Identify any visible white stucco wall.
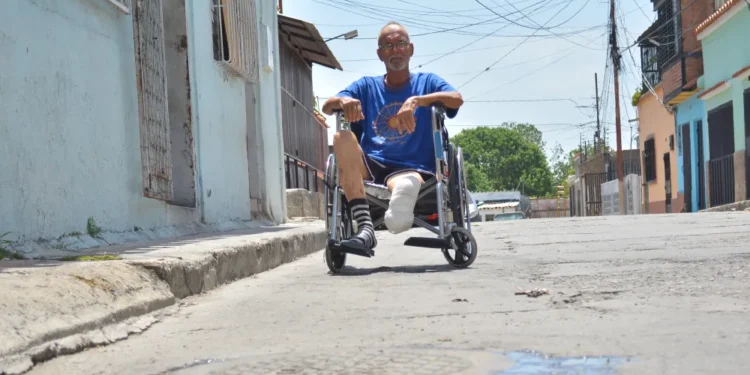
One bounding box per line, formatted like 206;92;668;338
254;0;287;223
0;0;277;241
186;0;252;224
0;0;199;240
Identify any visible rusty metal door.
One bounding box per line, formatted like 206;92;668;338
584;173;606;216
133;0;172;201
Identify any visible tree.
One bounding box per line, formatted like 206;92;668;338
546;140;613;193
549;143;573;188
452;126;554;197
502;122;545;151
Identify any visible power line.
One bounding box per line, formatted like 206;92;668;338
314;0;602;40
482;0;602;50
617;0;700;53
456;0;590;90
465;44;585;100
413;0;558;69
314;0;545;37
336;25;604;62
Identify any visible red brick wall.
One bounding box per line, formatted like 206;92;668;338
685;54;703;84
662;60;683;99
660;0;713;96
681;0;714;54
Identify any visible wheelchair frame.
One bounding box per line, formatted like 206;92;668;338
324;104;479;273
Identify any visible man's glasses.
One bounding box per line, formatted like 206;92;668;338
379;40;409;52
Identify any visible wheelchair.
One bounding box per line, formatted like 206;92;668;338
323;103;480;274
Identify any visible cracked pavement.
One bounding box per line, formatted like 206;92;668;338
28;212;750;374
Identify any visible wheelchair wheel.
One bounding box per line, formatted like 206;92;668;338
442;226;477;268
325;194;352;274
447;144;470;231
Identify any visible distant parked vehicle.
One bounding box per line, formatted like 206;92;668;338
494;212;526;221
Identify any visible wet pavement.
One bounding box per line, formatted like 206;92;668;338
27;213;750;374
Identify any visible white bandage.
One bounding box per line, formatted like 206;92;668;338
384;175;421;234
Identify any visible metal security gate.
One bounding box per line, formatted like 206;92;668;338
682;124;692;212
584;173;607;216
133;0;172;202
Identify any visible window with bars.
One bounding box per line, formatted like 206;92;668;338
655;0;678;68
211;0;259;83
641;44;661;86
133;0;172;202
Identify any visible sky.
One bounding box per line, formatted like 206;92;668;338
280;0;657;159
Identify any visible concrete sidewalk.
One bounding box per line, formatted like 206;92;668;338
0;220;326;375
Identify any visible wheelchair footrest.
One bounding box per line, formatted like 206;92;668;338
404;237;451;249
328;239;375;258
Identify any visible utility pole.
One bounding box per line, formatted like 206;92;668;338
610;0;625;215
595;73;601;153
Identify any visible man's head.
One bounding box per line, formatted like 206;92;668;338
377;21;413;72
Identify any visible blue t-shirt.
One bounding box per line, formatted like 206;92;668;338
337;72;459;174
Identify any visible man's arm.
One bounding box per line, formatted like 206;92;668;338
425;73;463;118
414;91;464;110
322;78;364;118
322;96;344;116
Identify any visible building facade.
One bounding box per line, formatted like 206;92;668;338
0;0;287;244
695;0;750;207
636;0;718;213
635;85;681;213
277;14;342;193
640;0;749;212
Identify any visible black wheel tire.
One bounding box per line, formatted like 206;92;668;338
447;143;468;229
326;243;347;274
442;226;478;268
325;198;352;274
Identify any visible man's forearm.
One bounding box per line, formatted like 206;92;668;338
322;96;342;115
415;91;464;109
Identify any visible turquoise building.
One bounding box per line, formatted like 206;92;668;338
695;0;750;208
676;92;707;212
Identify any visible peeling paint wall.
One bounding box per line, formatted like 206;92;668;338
0;0;272;242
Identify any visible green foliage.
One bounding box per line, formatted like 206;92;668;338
549;143;573;190
87;217;102;238
501;122;545;150
632;83;649;107
452;126;554;197
0;232;24;260
547;140;612;194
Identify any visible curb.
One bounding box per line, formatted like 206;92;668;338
0;223;327;375
699;200;750;213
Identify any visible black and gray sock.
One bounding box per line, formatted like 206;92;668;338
344;198;376;249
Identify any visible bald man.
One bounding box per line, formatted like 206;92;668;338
322;21;464;253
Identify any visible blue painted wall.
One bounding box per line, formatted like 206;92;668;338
675;94;706;212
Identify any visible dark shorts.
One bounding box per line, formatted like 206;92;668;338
361;152;434;186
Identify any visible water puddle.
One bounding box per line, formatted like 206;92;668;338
497;351;629;374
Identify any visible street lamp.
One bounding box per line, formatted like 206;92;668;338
324;29;358;42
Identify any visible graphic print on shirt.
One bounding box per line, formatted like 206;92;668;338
372;101;408;145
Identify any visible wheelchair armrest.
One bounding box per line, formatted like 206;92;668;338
332;111;363;142
431;102;446;115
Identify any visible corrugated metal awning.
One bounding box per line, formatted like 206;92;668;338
278;14;342;71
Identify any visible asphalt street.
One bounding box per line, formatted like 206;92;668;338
29;212;750;375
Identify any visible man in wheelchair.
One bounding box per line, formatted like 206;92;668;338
322;21;464;253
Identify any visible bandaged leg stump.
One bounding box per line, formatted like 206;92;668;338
384;174;421;234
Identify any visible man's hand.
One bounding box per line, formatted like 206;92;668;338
393;96;419;134
339;97;365;123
